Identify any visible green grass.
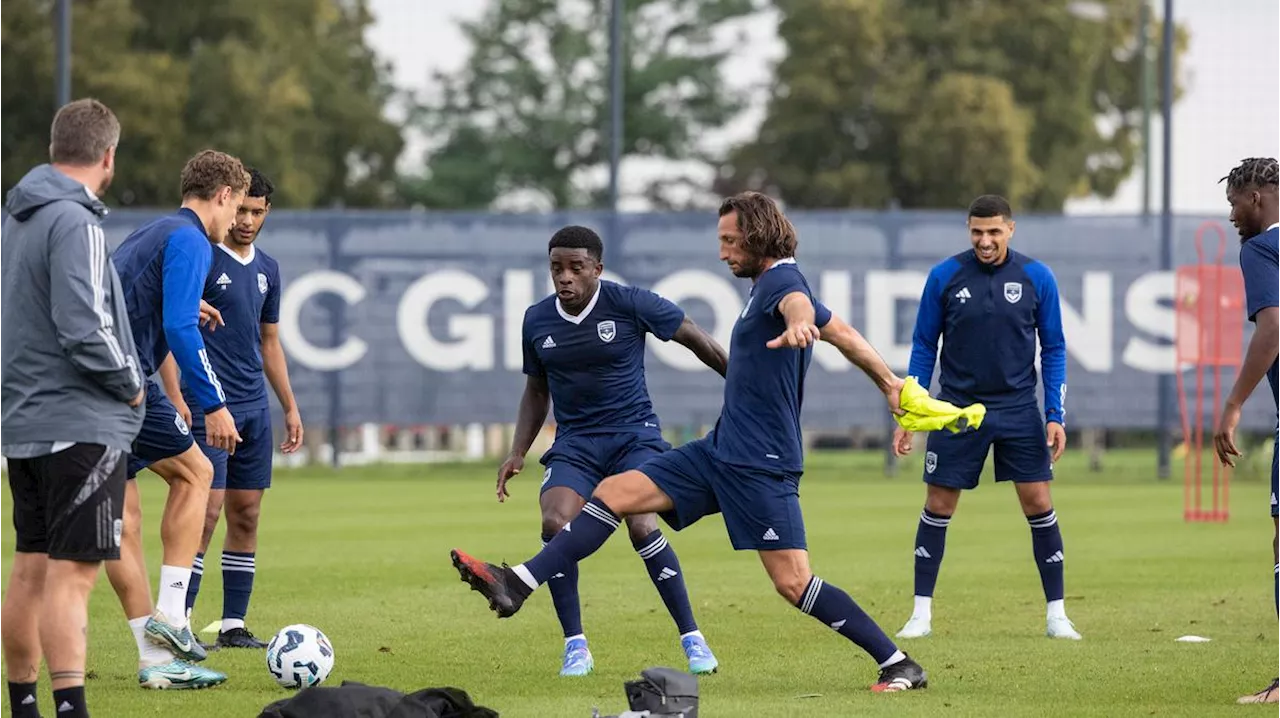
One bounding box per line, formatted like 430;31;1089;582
3;450;1276;717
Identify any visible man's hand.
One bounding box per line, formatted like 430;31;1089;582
1214;401;1244;467
280;407;304;454
884;375;906;416
204;407;242;454
199;300;224;331
174;396;193;429
1047;421;1067;463
767;321;821;350
128;388;145;408
496;454;525;503
892;426;914;457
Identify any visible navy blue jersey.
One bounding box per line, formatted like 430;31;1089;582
182;244;282;411
522;280;684;435
1241;223;1279;406
111;208;225;412
709;259;832;475
908;249;1067;424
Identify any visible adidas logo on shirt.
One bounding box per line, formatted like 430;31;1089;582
762;528;779;542
914;546;932;559
216;272;232;288
657;567;679;581
542;336;556;349
955;287;971;303
1044;550;1064;564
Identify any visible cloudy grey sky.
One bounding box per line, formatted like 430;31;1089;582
367;0;1279;214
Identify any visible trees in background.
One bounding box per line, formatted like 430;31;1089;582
2;0;1186;211
2;0;402;207
716;0;1186;211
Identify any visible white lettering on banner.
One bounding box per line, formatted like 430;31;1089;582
504;270;534;371
275;268;1181;376
648;270;741;371
397;270;494;370
278;270;367;371
864;271;927;370
813;271;853;372
1060;272;1113;372
1122;271;1176;372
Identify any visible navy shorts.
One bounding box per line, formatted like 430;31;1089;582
190;405;274;491
923;404;1052;490
640;436;806;551
128;381;195;479
540;429;670;501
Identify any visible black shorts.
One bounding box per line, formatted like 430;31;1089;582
7;444;127;561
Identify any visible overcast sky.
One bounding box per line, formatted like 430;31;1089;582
367;0;1279;214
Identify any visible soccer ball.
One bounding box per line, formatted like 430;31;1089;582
265;624;334;689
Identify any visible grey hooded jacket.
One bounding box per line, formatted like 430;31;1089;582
2;164;144;456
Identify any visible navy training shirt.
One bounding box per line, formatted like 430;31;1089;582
111;208;226;412
908;249;1067;424
709;259;832;475
522;280;684;436
181;244;282;411
1240;223;1279;406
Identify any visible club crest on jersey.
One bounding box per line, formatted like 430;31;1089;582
597;320;616;343
924;451;938;474
258;273;269;295
1004;282;1023;304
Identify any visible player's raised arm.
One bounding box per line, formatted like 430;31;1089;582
766;291;820;349
818;313;904;412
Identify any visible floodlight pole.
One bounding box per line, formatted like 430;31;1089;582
1156;0;1175;479
55;0;72;108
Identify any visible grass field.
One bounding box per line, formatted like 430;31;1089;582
2;449;1277;717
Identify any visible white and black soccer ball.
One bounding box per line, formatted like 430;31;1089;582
266;624;334;689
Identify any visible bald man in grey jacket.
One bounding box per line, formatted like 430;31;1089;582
1;98;143;718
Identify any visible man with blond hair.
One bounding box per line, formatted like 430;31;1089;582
105;149;249;689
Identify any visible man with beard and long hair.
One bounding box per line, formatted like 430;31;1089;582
1;98;144;718
451;192;929;693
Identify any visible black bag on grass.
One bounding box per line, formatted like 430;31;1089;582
258;680;498;718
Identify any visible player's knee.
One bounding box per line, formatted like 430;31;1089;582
540;511;571;537
227;504;260;538
625;514;658;543
8;556;47;590
772;573;809;605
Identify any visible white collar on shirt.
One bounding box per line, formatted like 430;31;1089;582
556;282;601;325
1267;222;1279;233
765;257;797;271
218;242;256;266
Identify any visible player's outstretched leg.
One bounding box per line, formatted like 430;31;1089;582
625;515;718;675
1018;481;1080;639
898;507;952;639
452;471;672;618
763;550;926;692
452;496;621;618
